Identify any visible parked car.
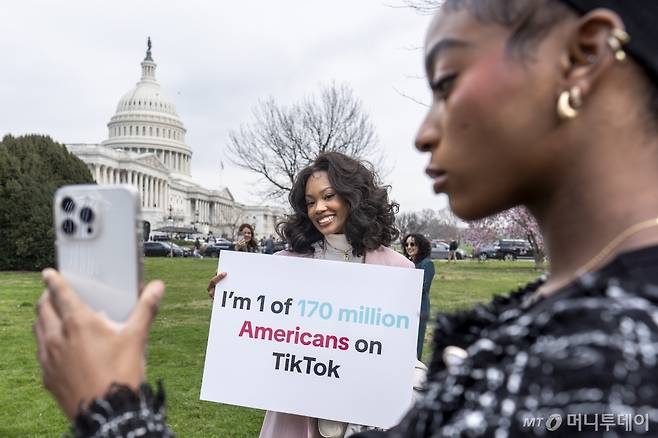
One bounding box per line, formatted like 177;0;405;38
174;243;192;257
496;239;534;260
183;233;207;242
473;243;499;261
273;239;286;253
204;238;236;257
474;239;534;261
150;233;170;242
144;241;185;257
430;241;465;260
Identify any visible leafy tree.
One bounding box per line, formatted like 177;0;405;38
227;82;384;200
0;134;94;271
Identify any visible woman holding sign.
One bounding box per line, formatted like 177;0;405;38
210;151;419;438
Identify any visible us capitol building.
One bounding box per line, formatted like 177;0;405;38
66;40;285;238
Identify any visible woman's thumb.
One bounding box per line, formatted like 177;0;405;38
127;280;165;337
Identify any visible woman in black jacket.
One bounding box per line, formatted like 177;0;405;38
402;233;435;360
362;0;658;436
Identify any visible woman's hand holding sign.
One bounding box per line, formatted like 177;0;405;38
207;271;227;300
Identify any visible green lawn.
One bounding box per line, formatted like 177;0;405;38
420;260;544;362
0;258;543;437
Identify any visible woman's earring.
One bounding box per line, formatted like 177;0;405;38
607;28;630;62
557;86;582;120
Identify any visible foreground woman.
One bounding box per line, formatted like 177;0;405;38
360;0;658;436
34;0;658;436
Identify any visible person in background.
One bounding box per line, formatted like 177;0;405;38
234;223;258;253
402;233;435;360
193;237;202;258
447;239;458;262
263;235;275;255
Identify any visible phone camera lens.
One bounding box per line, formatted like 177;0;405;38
62;219;76;235
79;207;94;223
61;197;75;213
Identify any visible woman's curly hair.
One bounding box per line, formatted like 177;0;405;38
279;152;399;257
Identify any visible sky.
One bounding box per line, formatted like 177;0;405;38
0;0;448;213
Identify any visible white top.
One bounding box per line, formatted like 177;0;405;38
312;234;364;263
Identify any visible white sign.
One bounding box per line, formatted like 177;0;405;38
200;251;423;428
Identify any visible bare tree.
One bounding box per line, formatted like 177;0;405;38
227;82;383;200
396;208;460;240
218;205;245;239
402;0;443;14
396;211;422;240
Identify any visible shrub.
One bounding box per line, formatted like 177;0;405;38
0;134;94;270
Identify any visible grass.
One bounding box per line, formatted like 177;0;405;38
420;259;543;363
0;258;543;437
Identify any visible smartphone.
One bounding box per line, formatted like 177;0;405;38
54;185;142;321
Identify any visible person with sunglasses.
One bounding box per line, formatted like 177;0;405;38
401;234;434;360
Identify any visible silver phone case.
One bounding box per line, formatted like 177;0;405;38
54;185;142;321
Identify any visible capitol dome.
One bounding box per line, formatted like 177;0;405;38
102;38;192;176
115;79;178;117
66;38;287;240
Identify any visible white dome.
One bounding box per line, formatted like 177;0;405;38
102;39;192;177
115;81;179;118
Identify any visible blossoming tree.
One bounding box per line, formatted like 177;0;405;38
464;207;546;267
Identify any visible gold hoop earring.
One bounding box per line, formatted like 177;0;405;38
607;28;630;62
557;86;582;120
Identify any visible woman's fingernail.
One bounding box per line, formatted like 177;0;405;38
42;268;54;280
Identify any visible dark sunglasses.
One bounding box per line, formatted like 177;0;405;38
405;242;416;248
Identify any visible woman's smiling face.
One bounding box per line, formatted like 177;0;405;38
405;236;418;259
305;171;349;236
241;226;252;242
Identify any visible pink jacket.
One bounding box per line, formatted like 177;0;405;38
259;246;414;438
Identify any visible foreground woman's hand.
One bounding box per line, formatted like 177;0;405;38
207;271;227;300
33;268;165;420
